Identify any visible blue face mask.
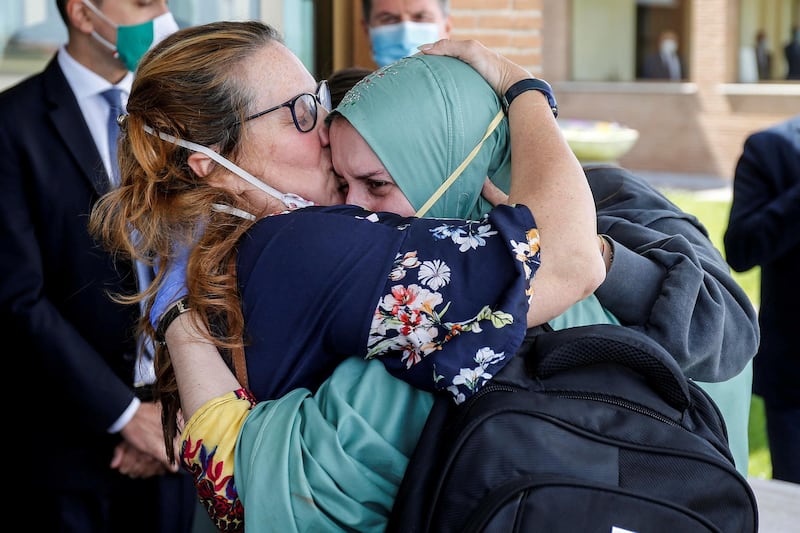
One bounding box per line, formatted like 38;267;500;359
82;0;180;71
369;21;441;67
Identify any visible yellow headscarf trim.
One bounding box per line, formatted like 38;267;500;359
414;109;506;218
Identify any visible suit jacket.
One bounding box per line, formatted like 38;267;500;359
786;41;800;80
724;116;800;406
642;51;682;80
0;56;142;489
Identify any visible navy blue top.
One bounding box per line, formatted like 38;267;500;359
236;204;539;403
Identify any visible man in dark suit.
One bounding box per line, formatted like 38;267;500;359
0;1;197;531
724;115;800;484
755;29;772;80
642;29;683;80
785;26;800;80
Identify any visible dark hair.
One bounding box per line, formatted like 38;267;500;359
56;0;86;25
328;66;373;108
361;0;450;21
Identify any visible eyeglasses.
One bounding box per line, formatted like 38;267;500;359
243;80;331;133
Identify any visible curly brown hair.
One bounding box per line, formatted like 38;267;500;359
88;20;283;461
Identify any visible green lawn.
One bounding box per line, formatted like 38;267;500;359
661;189;770;479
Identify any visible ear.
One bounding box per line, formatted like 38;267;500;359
189;152;243;192
188;151;218;178
442;17;453;38
361;19;371;42
67;0;94;33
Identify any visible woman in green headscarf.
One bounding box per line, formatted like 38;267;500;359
327;52;751;475
170;41;750;533
331;54;511;220
329;52;618;327
172;40;607;533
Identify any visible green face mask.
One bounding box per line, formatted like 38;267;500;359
82;0;180;71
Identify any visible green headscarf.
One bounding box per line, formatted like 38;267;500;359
334;54;511;220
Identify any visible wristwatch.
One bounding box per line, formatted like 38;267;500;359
155;296;191;345
501;78;558;118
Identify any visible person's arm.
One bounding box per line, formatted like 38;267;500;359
724;122;800;273
421;39;605;326
164;312;247;532
506;90;603;325
587;165;760;380
166;313;242;419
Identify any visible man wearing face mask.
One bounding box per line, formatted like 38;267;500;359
0;1;196;532
642;29;683;80
362;0;452;67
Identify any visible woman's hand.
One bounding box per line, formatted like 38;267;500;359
481;178;510;207
419;39;531;97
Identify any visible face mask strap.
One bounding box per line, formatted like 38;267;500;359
414;109;505;218
90;30;118;54
211;203;256;221
83;0;119;55
82;0;118;28
143;125;314;210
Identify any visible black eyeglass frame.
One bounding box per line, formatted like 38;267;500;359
243;80;331;133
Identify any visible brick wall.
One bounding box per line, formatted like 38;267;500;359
450;0;545;75
346;0;798;177
448;0;799;177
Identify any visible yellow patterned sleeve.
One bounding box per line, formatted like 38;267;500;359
180;388;256;533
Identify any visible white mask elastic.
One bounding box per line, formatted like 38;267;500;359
211;203;257;221
143;126;314;214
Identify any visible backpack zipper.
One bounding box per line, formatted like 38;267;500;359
545;390;679;426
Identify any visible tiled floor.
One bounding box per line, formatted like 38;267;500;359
748;477;800;532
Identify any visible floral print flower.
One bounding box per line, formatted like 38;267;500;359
451;222;498;252
390;251;421;281
418;259;451;290
429;215;499;252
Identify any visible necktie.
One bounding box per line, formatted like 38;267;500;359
100;88;124;186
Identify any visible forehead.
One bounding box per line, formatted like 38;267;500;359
370;0;444;17
329;118;385;175
241;41;317;106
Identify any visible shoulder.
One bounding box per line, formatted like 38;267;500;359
0;71;44;107
0;57;63;119
585;165;669;210
245;205;411;238
236;206;412;277
745;117;800;151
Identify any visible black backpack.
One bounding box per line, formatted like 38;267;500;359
386;324;758;533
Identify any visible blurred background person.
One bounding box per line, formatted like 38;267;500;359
755;29;772;80
724;115;800;484
642;29;683;80
785;25;800;80
362;0;451;67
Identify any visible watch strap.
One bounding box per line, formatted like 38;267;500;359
501;78;558;118
155;296;191;345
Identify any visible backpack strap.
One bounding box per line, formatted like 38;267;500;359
226;256;249;390
230;344;249;390
526;324;691;411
